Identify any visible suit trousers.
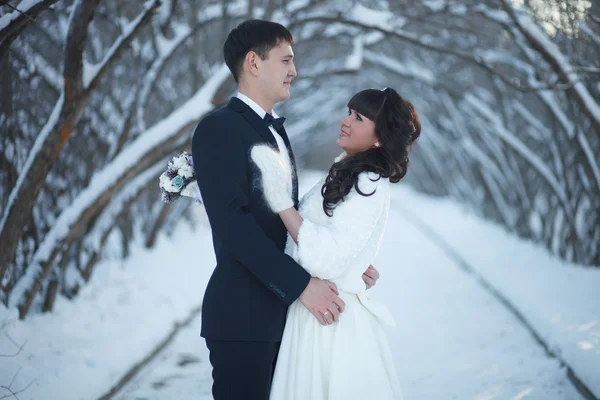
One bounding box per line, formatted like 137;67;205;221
205;339;281;400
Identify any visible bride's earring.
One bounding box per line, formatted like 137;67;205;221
374;142;380;148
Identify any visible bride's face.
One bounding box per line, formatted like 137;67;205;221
337;108;378;155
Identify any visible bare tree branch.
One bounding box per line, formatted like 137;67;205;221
499;0;600;135
297;67;360;80
0;0;102;287
85;0;160;92
13;65;230;318
0;334;25;358
80;165;162;282
289;15;579;92
10;41;61;93
0;0;161;287
0;0;59;58
0;368;35;400
137;3;248;131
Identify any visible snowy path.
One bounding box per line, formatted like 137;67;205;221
112;181;590;400
2;174;597;400
380;207;582;399
113;313;212;400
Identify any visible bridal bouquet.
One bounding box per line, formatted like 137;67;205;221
159;152;203;204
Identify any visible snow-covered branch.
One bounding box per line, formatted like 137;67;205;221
469;4;600;197
0;0;164;283
136;1;249;131
157;0;177;34
106;90;137;161
10;39;62;92
0;0;101;282
578;22;600;47
136;24;192;132
62;0;100;95
83;0;160;91
0;0;59;53
499;0;600;134
463;93;572;216
10;64;230;318
290;5;584;92
363;50;436;86
83;162;163;249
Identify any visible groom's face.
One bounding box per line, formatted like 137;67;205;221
257;41;297;104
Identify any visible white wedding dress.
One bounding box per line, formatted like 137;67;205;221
269;157;402;400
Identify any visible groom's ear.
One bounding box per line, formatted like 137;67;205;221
244;51;261;78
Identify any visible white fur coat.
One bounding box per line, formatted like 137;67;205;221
286;156;391;295
251;147;396;327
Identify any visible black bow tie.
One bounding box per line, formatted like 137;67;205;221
264;113;286;130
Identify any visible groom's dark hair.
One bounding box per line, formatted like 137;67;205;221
223;19;294;83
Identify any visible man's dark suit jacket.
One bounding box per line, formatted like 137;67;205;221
192;97;311;342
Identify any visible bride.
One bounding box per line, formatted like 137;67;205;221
250;87;421;400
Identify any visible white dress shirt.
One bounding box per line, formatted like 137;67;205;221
235;93;288;154
235;92;293;182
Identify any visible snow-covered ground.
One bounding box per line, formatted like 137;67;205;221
1;171;598;400
0;223;215;400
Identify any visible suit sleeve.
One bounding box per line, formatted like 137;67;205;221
296;173;387;280
192;115;310;305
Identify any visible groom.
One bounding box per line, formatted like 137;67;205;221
192;20;380;399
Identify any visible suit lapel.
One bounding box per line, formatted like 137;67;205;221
228;97;277;147
277;127;299;205
228;97;299;205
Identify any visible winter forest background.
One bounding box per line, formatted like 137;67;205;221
0;0;599;320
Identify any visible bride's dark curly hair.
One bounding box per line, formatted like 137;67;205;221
321;88;421;216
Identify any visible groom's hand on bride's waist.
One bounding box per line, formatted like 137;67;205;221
299;278;345;326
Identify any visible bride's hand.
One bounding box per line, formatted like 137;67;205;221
251;144;294;213
362;264;380;289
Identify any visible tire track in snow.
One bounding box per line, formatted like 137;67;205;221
96;303;204;400
392;203;597;400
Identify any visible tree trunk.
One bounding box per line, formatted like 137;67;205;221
0;0;102;284
0;0;160;283
42;279;59;313
145;202;172;249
